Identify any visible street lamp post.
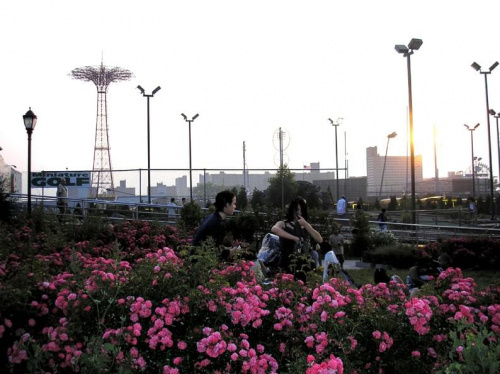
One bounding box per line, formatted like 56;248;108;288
328;117;343;201
181;113;199;202
471;61;498;219
464;124;480;199
137;85;161;204
379;132;398;199
488;109;500;192
395;38;423;225
23;108;38;216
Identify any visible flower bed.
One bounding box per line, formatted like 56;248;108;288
0;220;499;373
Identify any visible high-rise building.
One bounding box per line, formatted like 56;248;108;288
366;146;423;198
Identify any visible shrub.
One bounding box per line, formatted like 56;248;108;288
0;183;15;224
363;244;418;268
350;209;372;256
424;238;500;270
2;217;500;373
179;202;204;232
370;230;397;248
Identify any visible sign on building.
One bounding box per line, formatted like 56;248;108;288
31;171;91;189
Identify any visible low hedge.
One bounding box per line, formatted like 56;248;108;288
362;244;418;269
423;237;500;270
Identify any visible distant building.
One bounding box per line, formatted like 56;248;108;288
151;182;176;198
366;146;423;198
202;171;273;192
0;154;21;194
175;175;188;198
113;180;136;197
314;177;367;202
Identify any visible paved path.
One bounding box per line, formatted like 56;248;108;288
343;260;366;270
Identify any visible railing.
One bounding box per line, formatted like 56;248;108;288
10;194;186;224
9;194;500;244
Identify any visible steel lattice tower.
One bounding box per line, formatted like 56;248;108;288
70;61;133;197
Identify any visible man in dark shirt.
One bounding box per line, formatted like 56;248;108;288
192;190;236;249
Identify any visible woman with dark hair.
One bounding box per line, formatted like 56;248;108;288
271;197;322;277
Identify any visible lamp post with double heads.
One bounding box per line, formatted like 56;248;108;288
328;117;343;201
488;109;500;191
181;113;199;202
464;124;480;199
137;85;161;204
23;108;38;216
379;132;397;199
471;61;498;219
395;38;423;225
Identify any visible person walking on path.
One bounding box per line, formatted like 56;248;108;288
377;208;388;231
167;198;178;221
56;178;68;222
336;195;347;225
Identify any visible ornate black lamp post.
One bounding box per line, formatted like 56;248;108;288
23;108;37;215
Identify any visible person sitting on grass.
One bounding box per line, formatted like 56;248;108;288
407;254;451;298
271;197;323;282
322;249;341;283
374;267;404;285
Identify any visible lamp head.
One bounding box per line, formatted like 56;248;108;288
388;132;397;139
328;118;333;124
395;45;409;54
152;86;161;95
192;113;199;120
181;113;187;120
23;107;37;131
471;62;481;71
474;123;480;129
408;38;423;50
490;62;499;72
464;124;470;130
137;85;145;94
489;109;496;116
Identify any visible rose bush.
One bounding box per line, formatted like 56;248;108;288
0;219;499;373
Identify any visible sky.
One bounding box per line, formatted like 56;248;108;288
2;0;500;188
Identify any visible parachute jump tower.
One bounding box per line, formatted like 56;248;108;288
70;61;133;197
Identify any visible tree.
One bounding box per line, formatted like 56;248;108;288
0;178;15;223
351;208;372;257
179;201;204;231
236;187;248;211
266;164;298;209
387;196;398;211
321;186;334;210
193;182;238;202
296;181;322;210
250;188;266;211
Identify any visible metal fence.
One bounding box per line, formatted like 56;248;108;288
9;194;500;246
